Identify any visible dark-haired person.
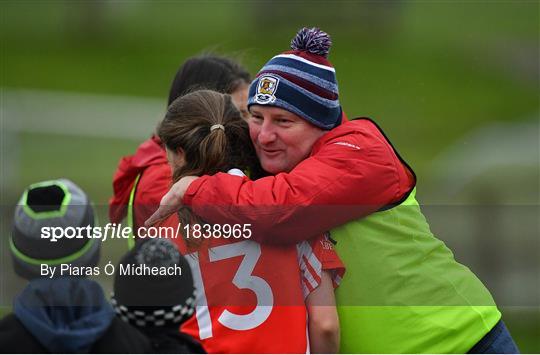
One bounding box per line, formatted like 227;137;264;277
156;90;344;353
147;28;519;353
0;179;152;353
167;54;251;120
109;54;251;247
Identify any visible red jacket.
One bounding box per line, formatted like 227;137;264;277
109;136;172;235
182;118;415;244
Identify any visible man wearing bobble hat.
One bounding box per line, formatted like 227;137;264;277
147;28;519;353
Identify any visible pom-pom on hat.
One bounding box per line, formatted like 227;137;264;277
10;179;100;280
248;27;341;129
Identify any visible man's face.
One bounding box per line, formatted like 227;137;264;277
248;105;325;174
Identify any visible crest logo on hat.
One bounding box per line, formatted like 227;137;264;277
254;75;279;104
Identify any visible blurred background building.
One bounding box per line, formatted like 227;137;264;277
1;1;538;351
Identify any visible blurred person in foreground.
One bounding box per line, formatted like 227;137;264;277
156;90;345;353
109;54;251;248
146;28;519;353
0;179;152;353
111;238;205;354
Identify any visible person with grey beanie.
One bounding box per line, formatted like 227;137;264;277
0;179;153;353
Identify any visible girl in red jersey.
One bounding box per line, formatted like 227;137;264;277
156;90;345;353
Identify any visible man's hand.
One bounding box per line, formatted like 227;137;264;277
144;176;198;226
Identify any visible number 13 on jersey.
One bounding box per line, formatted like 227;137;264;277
186;240;274;339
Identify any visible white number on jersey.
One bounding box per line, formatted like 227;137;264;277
187;240;274;339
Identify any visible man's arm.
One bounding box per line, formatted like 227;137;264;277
145;121;414;244
181;122;414;244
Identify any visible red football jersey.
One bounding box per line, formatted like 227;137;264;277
166;226;344;354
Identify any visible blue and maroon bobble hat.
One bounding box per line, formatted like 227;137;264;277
247;27;341;130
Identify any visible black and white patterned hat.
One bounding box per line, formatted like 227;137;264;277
111;296;195;328
10;179;100;280
112;238;196;328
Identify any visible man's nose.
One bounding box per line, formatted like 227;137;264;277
257;121;277;145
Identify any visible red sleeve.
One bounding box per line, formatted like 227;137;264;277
310;234;345;289
183;120;414;244
297;234;345;298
